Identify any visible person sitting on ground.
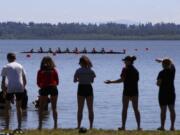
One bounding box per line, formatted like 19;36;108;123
156;58;176;131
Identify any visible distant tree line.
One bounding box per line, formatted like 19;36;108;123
0;22;180;39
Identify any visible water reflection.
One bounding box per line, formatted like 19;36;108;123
41;111;51;127
21;110;28;129
0;106;52;130
1;40;180;130
0;109;6;129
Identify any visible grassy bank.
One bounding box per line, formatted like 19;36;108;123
2;129;179;135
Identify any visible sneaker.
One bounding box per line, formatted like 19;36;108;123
13;128;24;134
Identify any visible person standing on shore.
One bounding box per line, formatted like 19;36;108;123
74;55;96;129
156;58;176;131
37;56;59;130
105;55;141;130
1;53;27;130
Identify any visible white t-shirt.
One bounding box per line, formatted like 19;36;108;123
1;61;26;93
74;67;96;84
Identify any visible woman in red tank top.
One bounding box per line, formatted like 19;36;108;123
37;56;59;130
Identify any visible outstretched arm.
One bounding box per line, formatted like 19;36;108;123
155;58;163;63
104;78;123;84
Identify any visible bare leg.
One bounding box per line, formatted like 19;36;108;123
168;105;176;131
16;100;22;129
4;101;11;130
86;96;94;129
158;106;167;130
131;96;141;130
38;96;48;130
77;96;85;129
119;96;129;130
50;95;58;129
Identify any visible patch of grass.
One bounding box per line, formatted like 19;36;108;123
21;129;180;135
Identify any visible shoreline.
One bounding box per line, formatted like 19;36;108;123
1;35;180;41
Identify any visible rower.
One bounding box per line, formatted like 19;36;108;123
82;48;87;53
30;49;34;53
39;47;43;53
65;48;70;53
123;49;126;54
101;48;105;53
109;49;114;53
92;48;97;53
56;47;61;53
48;48;53;53
73;47;79;53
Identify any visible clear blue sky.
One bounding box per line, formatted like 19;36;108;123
0;0;180;24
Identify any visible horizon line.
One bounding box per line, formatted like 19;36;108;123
0;21;179;25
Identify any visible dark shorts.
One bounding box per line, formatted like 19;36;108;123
123;89;138;97
78;84;93;97
6;92;24;101
159;93;176;106
39;86;58;96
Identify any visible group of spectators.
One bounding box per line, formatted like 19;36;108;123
0;52;176;132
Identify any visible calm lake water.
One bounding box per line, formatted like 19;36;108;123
0;40;180;130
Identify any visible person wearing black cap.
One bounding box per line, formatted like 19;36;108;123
156;58;176;131
105;55;141;130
